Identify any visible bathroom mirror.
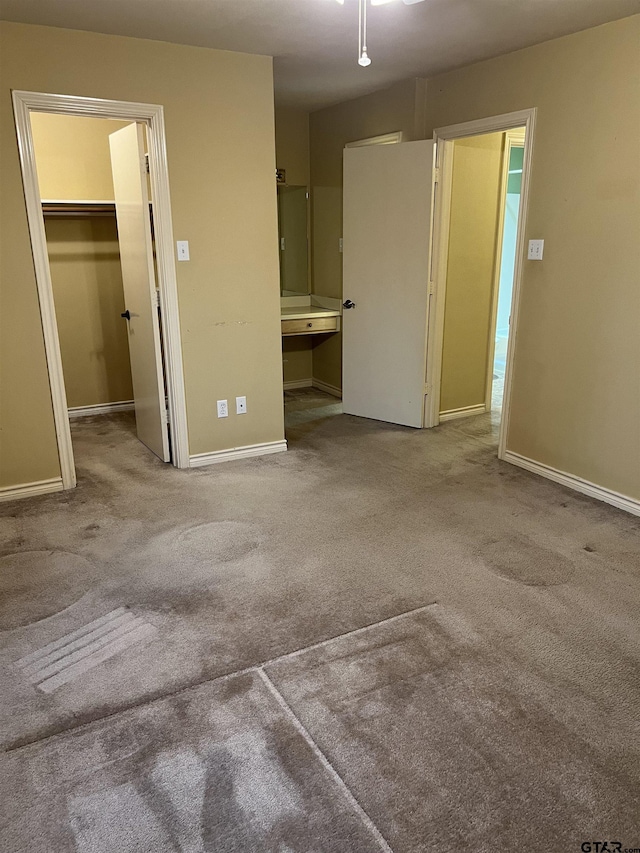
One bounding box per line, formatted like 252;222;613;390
277;185;310;296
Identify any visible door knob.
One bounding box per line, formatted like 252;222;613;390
342;299;356;309
121;310;131;320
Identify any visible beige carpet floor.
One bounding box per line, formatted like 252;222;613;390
1;390;639;852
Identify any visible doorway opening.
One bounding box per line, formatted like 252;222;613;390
435;127;526;425
12;91;190;490
426;109;536;461
32;113;172;467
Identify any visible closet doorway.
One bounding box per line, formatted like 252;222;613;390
12;91;189;490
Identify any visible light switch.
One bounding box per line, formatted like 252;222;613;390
527;239;544;260
177;241;190;261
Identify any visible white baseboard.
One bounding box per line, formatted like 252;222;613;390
68;400;134;418
0;477;64;503
283;379;313;391
503;451;640;517
439;403;486;422
190;439;287;468
311;378;342;398
283;378;342;398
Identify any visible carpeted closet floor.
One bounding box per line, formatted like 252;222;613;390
1;390;639;852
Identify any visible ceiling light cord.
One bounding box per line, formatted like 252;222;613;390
339;0;425;67
358;0;371;66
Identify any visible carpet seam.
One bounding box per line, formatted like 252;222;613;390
263;601;438;666
257;667;395;853
4;601;438;754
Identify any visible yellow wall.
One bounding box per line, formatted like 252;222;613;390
44;216;134;408
31;113;130;200
0;22;284;488
440;133;504;414
275;107;313;385
426;15;640;498
275;107;310;187
309;78;426;391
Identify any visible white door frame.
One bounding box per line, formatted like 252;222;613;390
425;108;537;461
11;90;190;488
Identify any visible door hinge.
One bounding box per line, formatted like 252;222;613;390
153;290;160;308
424;384;429;395
164;408;170;425
144;153;150;174
433;166;440;183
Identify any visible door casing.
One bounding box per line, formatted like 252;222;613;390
12;90;190;487
425;108;537;463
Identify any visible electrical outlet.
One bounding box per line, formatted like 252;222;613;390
217;399;228;418
236;396;247;415
527;239;544;260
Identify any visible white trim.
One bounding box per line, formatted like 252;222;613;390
68;400;135;418
312;379;342;398
12;93;76;489
283;379;313;391
0;478;63;503
503;452;640;517
426;108;537;470
439;403;486;422
11;90;190;492
345;131;403;148
189;440;287;468
283;379;342;397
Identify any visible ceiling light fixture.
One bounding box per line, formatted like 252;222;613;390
337;0;426;67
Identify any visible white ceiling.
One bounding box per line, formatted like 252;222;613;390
1;0;638;110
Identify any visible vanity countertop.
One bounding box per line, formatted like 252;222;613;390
280;305;341;320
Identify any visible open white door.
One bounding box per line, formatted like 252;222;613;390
342;140;435;427
109;123;170;461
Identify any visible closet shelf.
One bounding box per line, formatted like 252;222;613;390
42;200;115;217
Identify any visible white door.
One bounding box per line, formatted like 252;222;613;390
342;140;435;427
109;123;170;461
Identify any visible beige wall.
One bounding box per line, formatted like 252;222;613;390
309;78;427;391
44;216;134;408
282;337;313;384
31;113;130;200
426;15;640;498
0;22;284;488
275;107;310;187
274;107;313;385
440;133;504;414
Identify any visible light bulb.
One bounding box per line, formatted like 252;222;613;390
358;49;371;66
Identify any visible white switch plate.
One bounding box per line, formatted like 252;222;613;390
236;396;247;415
527;239;544;260
177;240;190;261
216;399;228;418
